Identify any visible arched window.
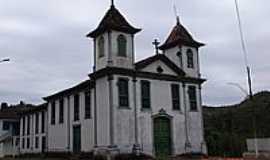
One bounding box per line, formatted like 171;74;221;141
98;36;105;58
177;51;183;68
117;35;127;57
187;49;194;68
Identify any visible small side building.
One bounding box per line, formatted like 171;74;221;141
0;102;34;157
19;103;47;154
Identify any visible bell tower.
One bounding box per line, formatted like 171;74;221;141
87;2;141;71
159;17;204;78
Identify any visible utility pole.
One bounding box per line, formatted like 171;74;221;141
234;0;258;157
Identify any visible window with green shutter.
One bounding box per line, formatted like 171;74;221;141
188;86;197;111
51;102;55;125
141;80;151;109
74;94;80;121
85;91;91;119
118;78;129;107
187;49;194;68
171;84;180;110
98;36;105;58
59;99;64;124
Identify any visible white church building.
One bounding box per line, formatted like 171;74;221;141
0;1;207;158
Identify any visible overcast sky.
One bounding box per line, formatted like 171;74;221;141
0;0;269;106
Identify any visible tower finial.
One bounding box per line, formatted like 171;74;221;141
111;0;114;7
173;4;180;25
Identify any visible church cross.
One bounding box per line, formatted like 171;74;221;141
152;39;160;55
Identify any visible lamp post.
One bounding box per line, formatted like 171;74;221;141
0;58;10;63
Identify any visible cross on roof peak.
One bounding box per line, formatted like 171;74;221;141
152;39;160;55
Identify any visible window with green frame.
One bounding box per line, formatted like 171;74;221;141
188;86;197;111
117;35;127;57
141;80;151;109
171;84;180;110
98;36;105;58
187;49;194;68
118;78;129;107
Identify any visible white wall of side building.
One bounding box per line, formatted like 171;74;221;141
19;110;47;154
47;89;95;153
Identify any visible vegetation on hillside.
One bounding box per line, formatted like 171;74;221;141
203;91;270;157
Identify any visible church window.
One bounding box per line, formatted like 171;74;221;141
74;94;80;121
22;138;25;149
117;35;127;57
59;99;64;124
41;111;45;133
187;49;194;68
27;115;30;135
188;86;197;111
51;102;55;125
27;138;30;149
171;84;180;110
118;78;129;107
35;136;39;149
85;91;91;119
22;117;25;136
98;36;105;58
35;113;39;134
177;51;183;68
141;80;151;109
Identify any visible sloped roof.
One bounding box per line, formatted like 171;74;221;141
0;103;36;120
159;20;204;50
87;5;141;38
135;54;186;76
43;80;93;101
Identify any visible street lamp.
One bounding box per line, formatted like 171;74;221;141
0;58;10;63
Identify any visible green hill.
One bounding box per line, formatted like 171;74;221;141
203;91;270;157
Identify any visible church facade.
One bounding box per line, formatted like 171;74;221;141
0;2;207;158
43;2;207;157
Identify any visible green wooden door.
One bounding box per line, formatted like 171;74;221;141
73;125;81;153
154;117;172;159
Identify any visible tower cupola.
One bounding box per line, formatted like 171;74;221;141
87;3;141;71
159;18;204;78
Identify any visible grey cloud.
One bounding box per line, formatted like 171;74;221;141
0;0;269;106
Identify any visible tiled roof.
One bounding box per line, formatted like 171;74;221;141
87;5;141;38
159;21;204;50
0;104;36;119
